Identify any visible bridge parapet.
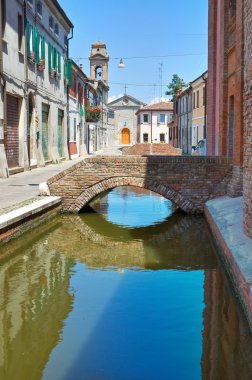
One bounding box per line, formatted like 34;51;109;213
47;156;233;214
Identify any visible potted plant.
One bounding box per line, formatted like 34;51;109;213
86;106;101;122
29;50;35;64
50;68;55;78
38;58;45;71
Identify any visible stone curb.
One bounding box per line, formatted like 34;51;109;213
0;196;61;231
204;196;252;329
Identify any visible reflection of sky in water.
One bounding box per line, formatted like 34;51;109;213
106;187;173;228
42;264;204;380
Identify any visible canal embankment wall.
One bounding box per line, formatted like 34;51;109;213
205;197;252;330
0;197;61;245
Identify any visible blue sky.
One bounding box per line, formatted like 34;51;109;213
59;0;208;104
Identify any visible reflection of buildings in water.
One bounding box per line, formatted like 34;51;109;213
202;270;252;380
0;245;74;380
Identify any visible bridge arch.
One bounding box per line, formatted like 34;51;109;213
67;176;197;214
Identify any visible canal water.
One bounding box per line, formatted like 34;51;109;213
0;186;251;380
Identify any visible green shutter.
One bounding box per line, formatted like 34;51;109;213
80;104;84;116
48;42;51;73
26;20;30;60
53;47;57;70
57;51;61;79
32;25;36;53
41;36;45;61
35;30;40;64
67;60;72;87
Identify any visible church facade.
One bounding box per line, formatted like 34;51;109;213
108;94;145;146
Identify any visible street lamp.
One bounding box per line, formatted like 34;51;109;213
118;58;125;68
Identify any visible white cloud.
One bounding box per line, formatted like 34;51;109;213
149;96;171;105
108;93;124;103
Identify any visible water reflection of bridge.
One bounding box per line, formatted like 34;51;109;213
51;212;216;270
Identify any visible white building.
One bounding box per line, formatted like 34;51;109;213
0;0;73;177
108;94;146;146
136;101;174;144
69;61;87;158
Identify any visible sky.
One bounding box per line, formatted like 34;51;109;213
59;0;208;104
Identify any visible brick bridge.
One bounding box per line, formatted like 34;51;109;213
47;156;232;214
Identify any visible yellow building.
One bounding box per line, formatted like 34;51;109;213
191;71;207;147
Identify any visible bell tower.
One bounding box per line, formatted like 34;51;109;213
89;42;109;84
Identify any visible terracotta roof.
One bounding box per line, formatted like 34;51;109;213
136;101;173;114
92;41;106;47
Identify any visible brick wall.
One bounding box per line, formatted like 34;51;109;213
208;0;244;197
47;156;232;214
122;143;182;156
244;0;252;238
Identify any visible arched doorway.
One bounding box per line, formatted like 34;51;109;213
121;128;130;145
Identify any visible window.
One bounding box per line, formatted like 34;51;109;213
229;0;236;17
64;35;68;48
159;114;165;124
143;114;149;123
74;118;77;141
18;14;23;52
49;16;54;31
37;1;42;17
143;133;148;143
55;23;59;37
193;92;196;109
203;86;206;106
137;115;140;124
169;128;172;140
2;0;6;36
197;90;199;108
160;133;165;143
27;0;33;8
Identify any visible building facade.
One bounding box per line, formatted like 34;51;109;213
108;94;145;146
208;0;252;238
0;0;73;177
136;101;173;144
208;0;243;196
177;89;193;154
191;71;207;148
69;61;87;158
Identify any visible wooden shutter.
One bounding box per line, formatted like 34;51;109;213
42;104;49;160
26;20;30;59
6;95;19;168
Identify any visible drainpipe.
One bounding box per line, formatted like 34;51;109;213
0;0;8;177
202;75;207;140
150;111;153;144
67;27;74;159
24;0;30;168
186;93;189;154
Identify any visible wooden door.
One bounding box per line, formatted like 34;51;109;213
6;95;19;168
28;95;34;164
58;109;64;158
121;128;130;145
42;104;49;161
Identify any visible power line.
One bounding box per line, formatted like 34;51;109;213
108;81;175;88
72;53;207;61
